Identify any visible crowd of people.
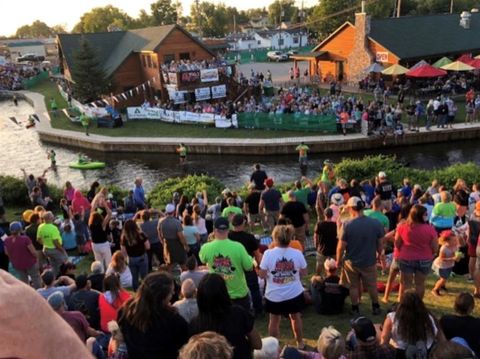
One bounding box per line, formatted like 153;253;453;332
0;63;43;90
1;162;480;359
161;57;231;73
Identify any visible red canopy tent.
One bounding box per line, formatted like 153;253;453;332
406;64;447;78
467;59;480;69
457;53;473;63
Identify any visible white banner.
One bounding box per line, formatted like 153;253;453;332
200;68;219;83
195;87;211;101
211;84;227;99
168;90;187;104
127;107;146;120
126;107;218;126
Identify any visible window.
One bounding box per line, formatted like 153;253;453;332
141;55;146;67
179;52;190;60
164;54;175;64
293;37;299;44
278;39;284;46
146;55;152;68
257;40;261;45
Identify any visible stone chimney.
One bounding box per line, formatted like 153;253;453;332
347;1;373;83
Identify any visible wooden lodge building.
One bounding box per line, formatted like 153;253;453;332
57;25;237;105
293;5;480;83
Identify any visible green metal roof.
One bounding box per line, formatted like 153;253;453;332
370;13;480;60
58;25;214;78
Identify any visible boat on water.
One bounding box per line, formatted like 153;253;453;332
69;161;106;170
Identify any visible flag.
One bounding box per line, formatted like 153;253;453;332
112;96;119;103
121;93;127;100
103;99;109;105
129;90;133;97
91;102;98;108
152;77;156;83
142;83;146;90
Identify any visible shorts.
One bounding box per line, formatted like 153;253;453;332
341;260;377;294
398;259;432;275
438;267;453;279
247;213;262;224
265;292;305;316
316;253;326;271
468;242;477;258
381;200;392;212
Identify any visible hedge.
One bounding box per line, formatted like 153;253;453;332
2;156;480;208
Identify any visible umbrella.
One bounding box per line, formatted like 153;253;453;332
468;59;480;69
432;57;452;68
363;62;384;73
410;60;428;70
406;64;447;78
381;63;409;75
441;60;475;71
475;54;480;59
457;53;473;63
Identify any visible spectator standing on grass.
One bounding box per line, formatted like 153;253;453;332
259;178;283;233
132;178;146;211
158;203;189;270
250;163;267;191
37;211;68;276
280;191;309;249
336;197;384;316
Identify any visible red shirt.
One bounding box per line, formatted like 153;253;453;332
4;235;36;270
396;223;437;261
99;290;131;332
61;311;90;343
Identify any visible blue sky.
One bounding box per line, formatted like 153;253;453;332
1;0;317;37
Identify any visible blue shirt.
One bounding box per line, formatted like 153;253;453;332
62;230;77;250
133;185;145;208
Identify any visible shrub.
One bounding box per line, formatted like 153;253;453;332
148;175;225;209
0;176;30;206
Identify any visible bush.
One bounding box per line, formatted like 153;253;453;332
0;176;30;206
148;175;225;209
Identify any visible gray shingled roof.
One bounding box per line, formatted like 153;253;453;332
369;12;480;60
58;25;213;77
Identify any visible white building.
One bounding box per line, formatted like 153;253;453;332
225;33;258;51
6;40;46;60
255;28;308;50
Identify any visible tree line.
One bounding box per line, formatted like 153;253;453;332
9;0;480;40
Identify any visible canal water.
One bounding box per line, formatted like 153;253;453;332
1;99;479;191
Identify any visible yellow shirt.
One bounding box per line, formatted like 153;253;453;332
37;223;62;249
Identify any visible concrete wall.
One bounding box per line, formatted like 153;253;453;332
37;126;480;155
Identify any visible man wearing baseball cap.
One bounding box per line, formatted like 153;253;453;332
375;172;393;212
336;197;385;316
199;217;253;311
158;203;188;269
349;316;395;358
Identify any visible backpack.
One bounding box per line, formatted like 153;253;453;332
405;341;428;359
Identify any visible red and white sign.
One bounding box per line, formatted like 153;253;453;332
375;52;389;63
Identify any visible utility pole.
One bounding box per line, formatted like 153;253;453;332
195;0;202;36
450;0;454;14
233;14;236;33
299;0;304;48
397;0;402;18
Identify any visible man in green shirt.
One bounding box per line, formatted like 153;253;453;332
221;197;243;220
50;98;58;118
295;142;309;175
80;113;90;136
199;217;253;311
37;211;67;276
364;196;390;232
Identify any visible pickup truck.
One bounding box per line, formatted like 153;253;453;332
267;51;288;62
17;53;45;62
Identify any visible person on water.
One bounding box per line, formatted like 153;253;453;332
177;143;187;164
47;150;57;168
78;154;89;164
50;98;57;118
80;113;90;136
13;94;18;106
295;142;309;175
27;115;35;128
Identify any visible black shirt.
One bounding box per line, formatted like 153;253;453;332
375;181;393;200
250;170;267;190
311;276;349;315
190;305;254;359
314;221;338;256
25;223;42;250
89;223;108;244
228;230;259;257
280;201;307;228
244;192;261;215
121;233;147;257
440;314;480;356
68;289;101;330
119;308;189;359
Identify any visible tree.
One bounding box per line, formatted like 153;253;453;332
15;20;54;38
307;0;356;37
51;24;68;34
70;38;112;103
150;0;178;25
190;2;233;37
268;0;298;26
73;5;133;33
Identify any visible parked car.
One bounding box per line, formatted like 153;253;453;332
17;53;45;62
287;50;299;59
267;51;288;62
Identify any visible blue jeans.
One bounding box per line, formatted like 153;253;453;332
128;253;148;291
398;259;432;275
245;270;263;315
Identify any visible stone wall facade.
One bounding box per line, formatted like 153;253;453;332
347;12;373;83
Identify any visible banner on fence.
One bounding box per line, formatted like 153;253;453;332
236;112;337;133
168;90;187;104
195;87;211;101
181;71;200;83
200;68;219;82
211;84;227;99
